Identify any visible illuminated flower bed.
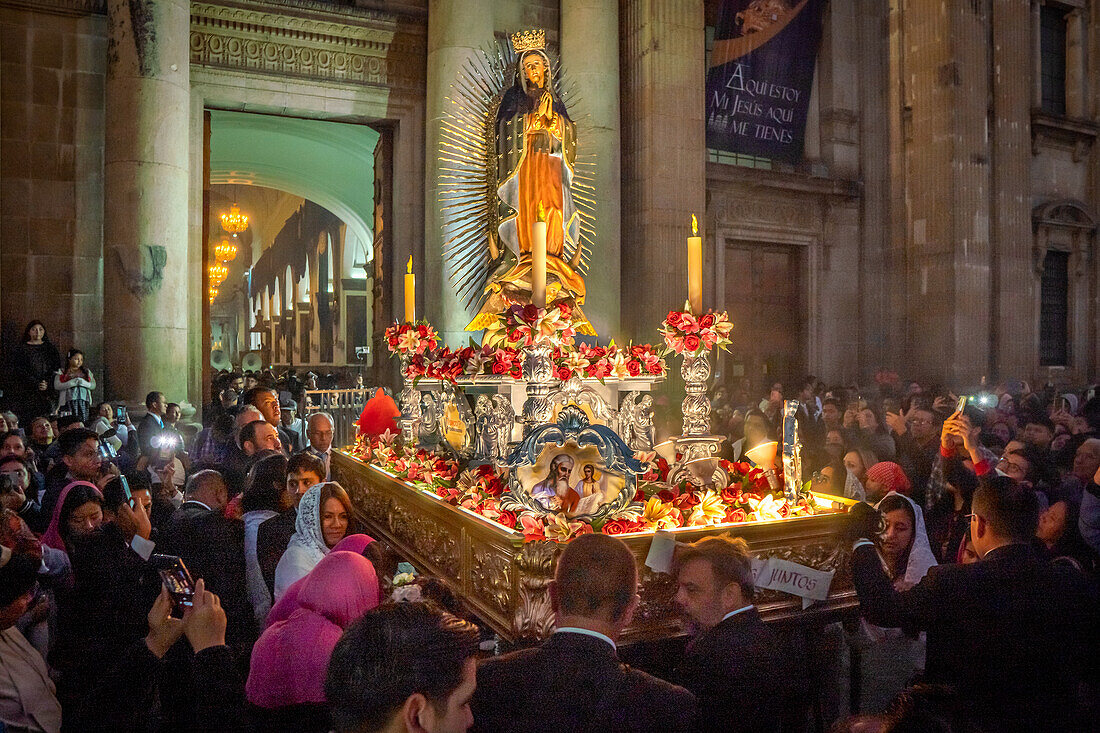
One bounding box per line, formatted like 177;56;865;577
353;433;820;543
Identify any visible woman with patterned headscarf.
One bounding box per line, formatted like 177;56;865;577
273;482;353;600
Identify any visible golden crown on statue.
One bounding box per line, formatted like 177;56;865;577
510;29;546;54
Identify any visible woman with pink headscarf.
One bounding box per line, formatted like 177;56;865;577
246;550;381;732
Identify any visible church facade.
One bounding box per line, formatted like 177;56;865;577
1;0;1097;409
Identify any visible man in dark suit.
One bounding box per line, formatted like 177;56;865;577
158;469;254;655
672;536;795;733
848;476;1099;733
136;391;167;457
470;534;696;732
305;412;335;480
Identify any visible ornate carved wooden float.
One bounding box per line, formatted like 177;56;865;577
333;450;858;645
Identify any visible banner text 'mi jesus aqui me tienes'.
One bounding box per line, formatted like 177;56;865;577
705;0;825;163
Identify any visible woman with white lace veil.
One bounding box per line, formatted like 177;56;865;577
850;491;937;713
273;482;353;601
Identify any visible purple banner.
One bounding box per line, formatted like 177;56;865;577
705;0;825;162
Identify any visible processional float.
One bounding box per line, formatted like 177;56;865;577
334;29;856;643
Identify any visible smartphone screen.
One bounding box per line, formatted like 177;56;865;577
956;395;968;413
151;554;194;617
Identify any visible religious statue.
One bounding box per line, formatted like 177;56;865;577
490;394;516;461
437;28;598;336
620;392;656;452
474;394;495;458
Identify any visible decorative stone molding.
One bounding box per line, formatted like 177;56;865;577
713;195;823;235
190;0;424;90
0;0;104;16
1032;199;1096;275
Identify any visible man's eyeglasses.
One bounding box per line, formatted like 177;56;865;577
907;418;933;426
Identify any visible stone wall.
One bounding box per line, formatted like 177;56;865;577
1;1;105;386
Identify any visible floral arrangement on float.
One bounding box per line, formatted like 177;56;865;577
353;431;817;544
384;321;440;356
382;303;667;384
658;308;734;356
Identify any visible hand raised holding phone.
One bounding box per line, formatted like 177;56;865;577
183;578;227;653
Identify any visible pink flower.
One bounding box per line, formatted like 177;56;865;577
519;514;545;541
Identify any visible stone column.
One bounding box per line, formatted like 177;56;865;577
620;0;706;340
990;0;1035;378
1066;9;1085;118
102;0;191;405
424;0;494;346
562;0;622;340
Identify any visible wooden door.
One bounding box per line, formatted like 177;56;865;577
722;242;805;396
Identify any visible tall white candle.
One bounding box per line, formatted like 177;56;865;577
532;202;548;308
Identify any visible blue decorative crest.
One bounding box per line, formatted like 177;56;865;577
501;405;645;521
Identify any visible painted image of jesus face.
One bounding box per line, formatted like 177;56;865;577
523;53;548;89
736;0;791;35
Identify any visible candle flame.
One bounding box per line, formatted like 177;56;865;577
406;255;413;274
691;214;698;236
537;201;547;223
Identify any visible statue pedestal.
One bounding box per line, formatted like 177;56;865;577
408;374;661;453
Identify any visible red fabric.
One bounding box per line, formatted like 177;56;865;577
973;459;992;477
247;551;380;707
264;533;375;629
865;462;912;496
356;388;401;438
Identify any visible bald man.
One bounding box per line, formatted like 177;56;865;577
159;470;254;652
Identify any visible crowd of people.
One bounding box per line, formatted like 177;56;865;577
0;318;1097;732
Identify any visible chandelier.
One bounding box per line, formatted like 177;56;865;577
215;237;238;262
209;286;219;303
209;262;228;285
220;203;249;234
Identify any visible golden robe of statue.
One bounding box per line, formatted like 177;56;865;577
467;46;595;336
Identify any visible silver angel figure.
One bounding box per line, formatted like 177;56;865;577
620;392;656;452
490;394;516;461
473;394;496;459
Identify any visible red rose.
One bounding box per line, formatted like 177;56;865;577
417;324;428;337
627;360;642;376
777;504;790;518
633;488;646;502
602;518;631;535
699;313;716;328
521;303;540;324
556;366;574;381
491;360;508;375
497;510;517;529
673;491;700;511
683;334;701;352
720;485;741;504
724;507;746;524
666;311;684;328
737;462;753;475
657;489;677;504
509;364;522;379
